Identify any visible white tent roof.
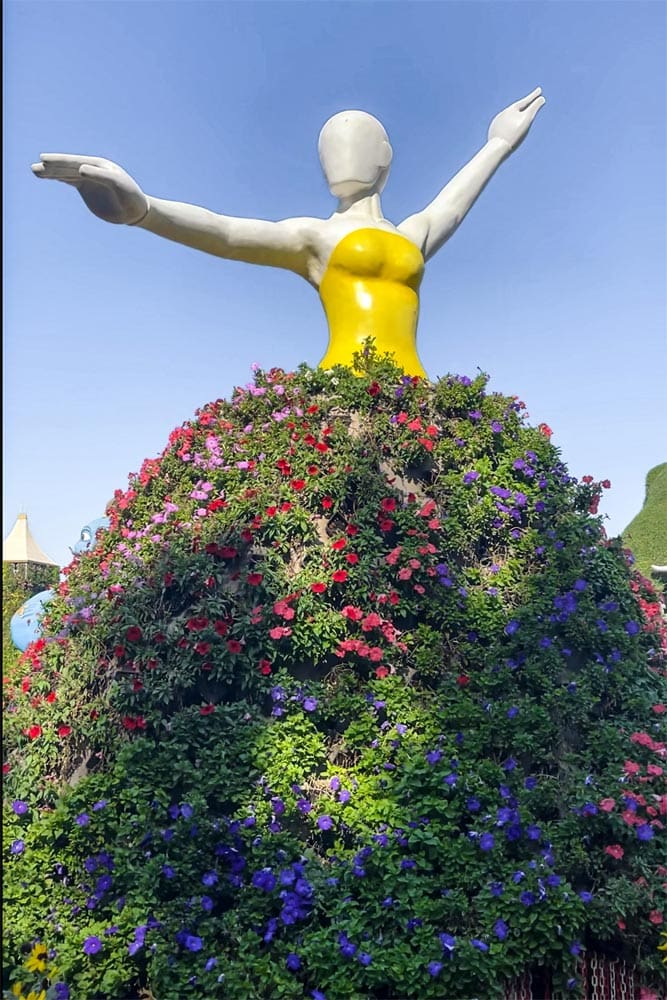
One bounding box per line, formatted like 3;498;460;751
3;513;58;566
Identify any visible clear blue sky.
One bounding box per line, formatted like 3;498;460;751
4;1;665;568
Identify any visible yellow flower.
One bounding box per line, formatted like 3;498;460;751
659;929;667;962
11;983;25;999
25;942;48;975
27;992;46;1000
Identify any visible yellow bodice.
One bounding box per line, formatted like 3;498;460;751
317;228;427;377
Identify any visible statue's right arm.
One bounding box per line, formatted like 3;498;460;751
31;154;315;281
136;196;314;279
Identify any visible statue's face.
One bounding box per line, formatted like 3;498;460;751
318;110;393;199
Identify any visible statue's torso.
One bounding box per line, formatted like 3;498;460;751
316;227;426;377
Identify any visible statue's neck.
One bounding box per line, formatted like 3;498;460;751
334;191;384;220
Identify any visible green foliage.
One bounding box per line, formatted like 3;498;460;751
3;357;666;999
622;463;667;582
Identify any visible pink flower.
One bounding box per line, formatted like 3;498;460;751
624;760;641;775
599;797;616;812
269;626;292;640
604;844;624;860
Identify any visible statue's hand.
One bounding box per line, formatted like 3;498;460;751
31;154;149;224
487;87;545;152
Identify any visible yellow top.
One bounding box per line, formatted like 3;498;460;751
317;228;427;377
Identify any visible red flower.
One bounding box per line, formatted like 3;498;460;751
311;582;327;594
331;538;347;551
246;573;263;586
321;497;333;509
187;617;209;631
291;479;306;491
604;844;624;859
269;625;292;640
194;641;211;656
648;910;663;925
126;626;142;642
46;691;57;704
307;465;319;476
418;500;436;518
200;704;216;716
26;725;42;740
367;381;381;396
346;553;359;565
407;418;422;431
280;502;292;512
58;725;72;738
214;620;229;637
381;497;397;512
258;659;272;675
456;675;470;687
375;666;389;678
226;639;243;654
341;605;363;621
538;423;552;438
266;505;278;516
652;703;666;714
332;569;348;583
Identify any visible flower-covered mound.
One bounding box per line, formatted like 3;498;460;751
3;354;666;1000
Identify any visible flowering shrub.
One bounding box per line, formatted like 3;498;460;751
3;353;666;999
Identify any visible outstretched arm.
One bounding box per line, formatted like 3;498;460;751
398;88;545;260
31;154;315;280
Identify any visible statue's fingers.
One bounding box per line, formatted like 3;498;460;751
515;87;542;111
39;153;111;168
524;96;546;123
31;161;83;182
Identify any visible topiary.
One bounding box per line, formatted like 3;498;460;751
3;352;666;1000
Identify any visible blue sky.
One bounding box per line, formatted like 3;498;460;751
4;1;665;568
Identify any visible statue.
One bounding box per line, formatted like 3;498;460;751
32;90;545;377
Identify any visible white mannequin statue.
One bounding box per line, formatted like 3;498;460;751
32;89;545;377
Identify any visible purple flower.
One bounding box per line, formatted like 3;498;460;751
162;865;175;879
338;789;351;803
83;936;102;955
491;421;503;433
502;757;517;771
439;932;456;952
329;776;341;791
480;833;495;852
625;621;640;635
184;934;203;952
201;895;214;912
286;952;301;971
297;799;312;814
520;891;536;906
526;825;541;841
467;797;481;812
311;992;326;1000
205;957;218;972
573;579;587;592
11;800;28;815
10;839;25;855
401;858;417;870
428;961;443;976
338;933;356;958
463;471;480;484
75;813;90;826
504;619;520;636
54;985;70;1000
494;919;508;940
358;952;372;966
252;868;277;892
92;800;108;811
303;697;318;712
524;776;537;791
201;871;218;886
471;939;489;952
546;874;562;887
317;815;333;831
490;882;504;896
578;891;593;903
637;824;654;841
507;706;519;719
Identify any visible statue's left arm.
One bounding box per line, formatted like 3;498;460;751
398;88;545;260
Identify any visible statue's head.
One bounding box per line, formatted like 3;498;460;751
318;110;393;199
